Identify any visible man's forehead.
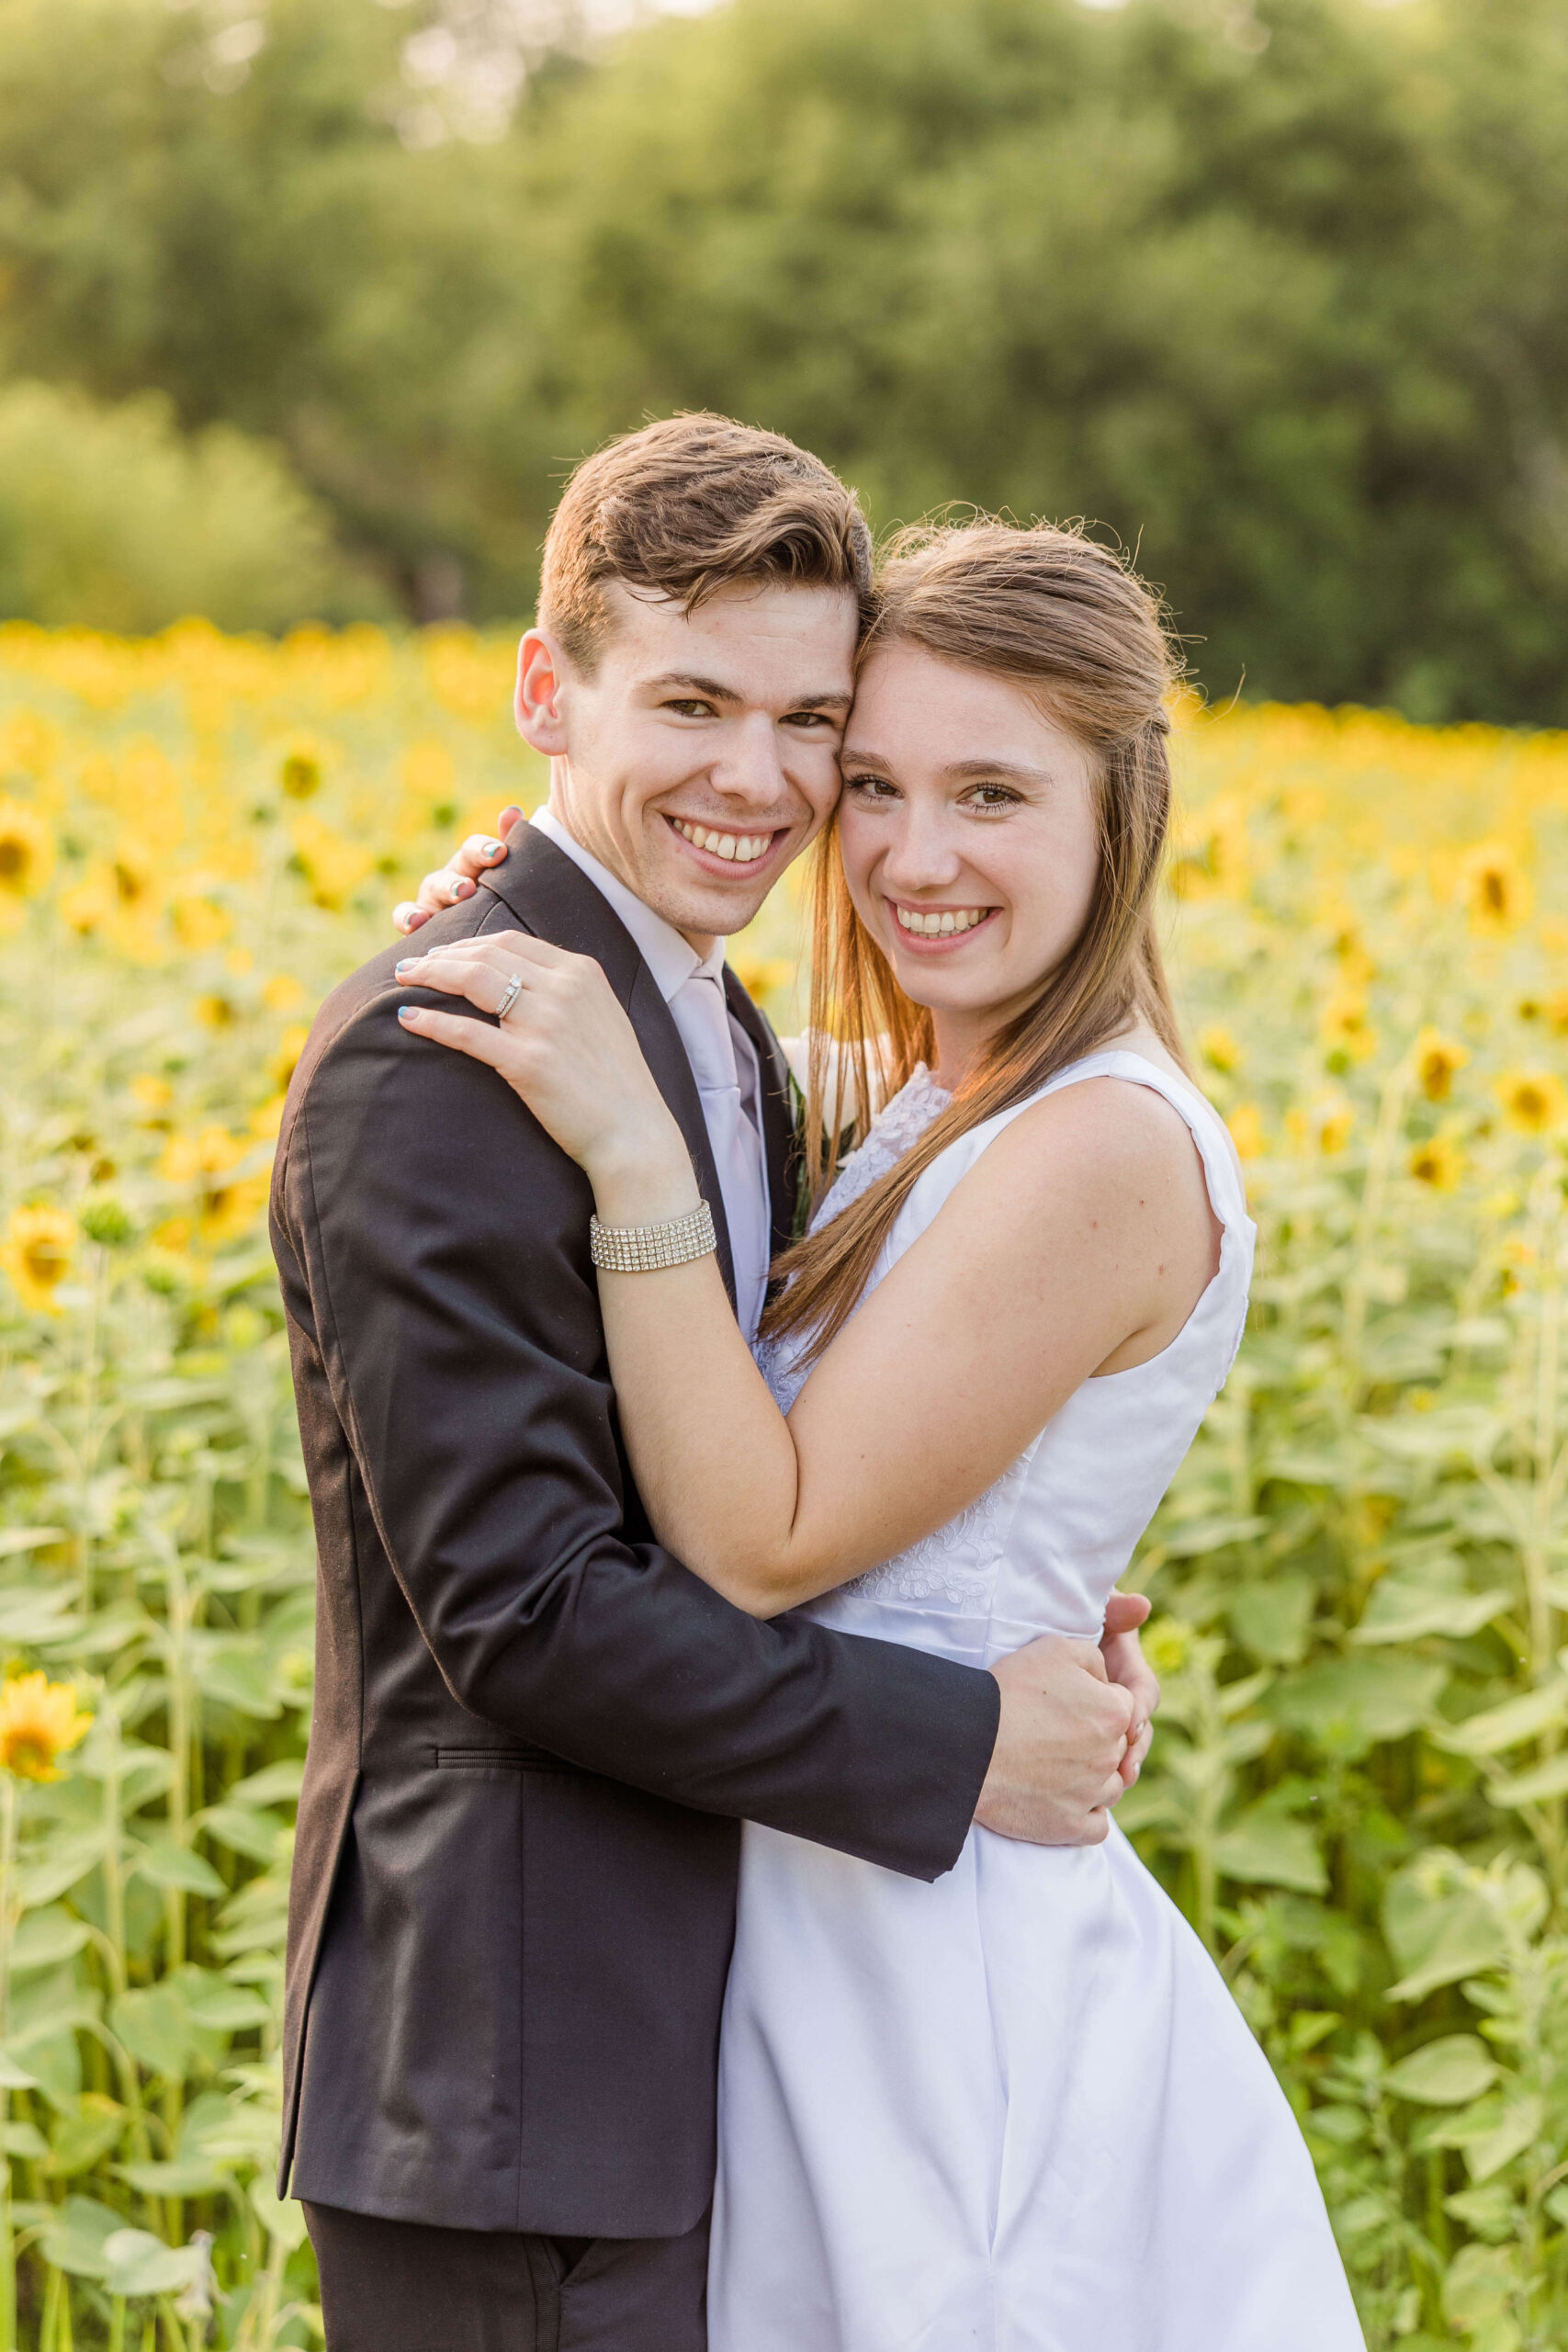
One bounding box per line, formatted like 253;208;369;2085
601;577;858;699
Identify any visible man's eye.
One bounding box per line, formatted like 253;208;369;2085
783;711;836;729
663;699;716;718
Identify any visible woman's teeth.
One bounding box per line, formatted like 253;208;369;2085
671;819;773;864
895;905;990;937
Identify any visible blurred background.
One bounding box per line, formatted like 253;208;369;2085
3;5;1568;2349
2;0;1567;719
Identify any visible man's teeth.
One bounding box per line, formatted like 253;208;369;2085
896;905;990;937
671;819;773;864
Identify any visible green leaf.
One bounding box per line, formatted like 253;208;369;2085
1384;2034;1499;2106
1438;1682;1568;1756
1160;1514;1269;1559
1465;2095;1542;2183
0;2049;39;2090
0;1528;67;1559
183;1983;272;2033
1213;1815;1327;1895
197;1643;282;1720
1384;1860;1510;2004
227;1758;305;1807
1228;1573;1315;1665
1445;2183;1517;2240
118;2158;226;2197
1269;1657;1448;1755
110;1984;202;2080
1352;1568;1510;1646
249;2176;310;2249
101;2226;208;2299
10;1907;91;1975
132;1838;226;1898
1;2120;48;2158
37;2194;122;2278
197;1803;284;1865
47;2098;127;2177
1485;1750;1568;1807
17;1830;106;1911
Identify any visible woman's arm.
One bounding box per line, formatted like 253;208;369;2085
395;932;1216;1618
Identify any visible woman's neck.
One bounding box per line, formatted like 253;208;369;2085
928;1007;1163;1096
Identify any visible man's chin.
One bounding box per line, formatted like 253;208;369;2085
638;855;776;943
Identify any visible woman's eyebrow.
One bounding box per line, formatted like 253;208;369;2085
943;756;1052;786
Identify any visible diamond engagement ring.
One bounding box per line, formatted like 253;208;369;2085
494;969;524;1022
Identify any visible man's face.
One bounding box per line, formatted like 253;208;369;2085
516;579;858;948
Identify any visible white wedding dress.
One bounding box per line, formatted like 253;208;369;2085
709;1050;1364;2352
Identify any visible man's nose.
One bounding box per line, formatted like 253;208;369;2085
710;713;791;809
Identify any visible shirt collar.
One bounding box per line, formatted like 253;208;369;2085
528;805;727;1003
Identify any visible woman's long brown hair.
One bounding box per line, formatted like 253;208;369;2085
760;518;1186;1364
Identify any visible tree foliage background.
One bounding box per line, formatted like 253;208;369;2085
0;0;1566;720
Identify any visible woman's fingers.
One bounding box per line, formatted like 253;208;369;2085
394;951;533;1020
404;931;576;980
397;1002;516;1069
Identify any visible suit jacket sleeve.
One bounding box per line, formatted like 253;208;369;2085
274;982;1000;1883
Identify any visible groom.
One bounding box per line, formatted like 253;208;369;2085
270;414;1155;2350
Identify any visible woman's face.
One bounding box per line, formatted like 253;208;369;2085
837;639;1102;1056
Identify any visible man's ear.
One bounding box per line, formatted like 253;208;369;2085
515;628;571;755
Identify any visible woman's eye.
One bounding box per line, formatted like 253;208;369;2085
844;774;898;800
965;784;1020;811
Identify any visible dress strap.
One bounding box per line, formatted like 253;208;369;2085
1021;1051;1250;1238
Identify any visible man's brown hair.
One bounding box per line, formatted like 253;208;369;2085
537;413;874;672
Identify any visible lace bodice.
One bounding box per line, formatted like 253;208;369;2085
751;1050;1256;1661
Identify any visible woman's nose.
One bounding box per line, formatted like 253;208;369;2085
878;812;964;893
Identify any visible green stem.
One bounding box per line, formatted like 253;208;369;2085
0;1773;17;2352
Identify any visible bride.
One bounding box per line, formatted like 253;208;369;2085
393;521;1364;2351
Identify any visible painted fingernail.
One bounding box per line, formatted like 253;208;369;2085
454;877;475;899
407;910;429;930
395;959;413;975
398;1006;417;1023
481;838;502;858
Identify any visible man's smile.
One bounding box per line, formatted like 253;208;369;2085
666;814;788;874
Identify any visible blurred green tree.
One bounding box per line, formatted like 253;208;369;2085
0;379;383;629
0;0;1565;717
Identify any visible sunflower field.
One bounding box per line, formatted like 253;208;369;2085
0;625;1564;2350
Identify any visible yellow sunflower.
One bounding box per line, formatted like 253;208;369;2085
1413;1027;1469;1103
1460;841;1530;932
1;1205;76;1314
1495;1069;1567;1136
0;1672;92;1782
1409;1135;1465;1191
0;798;55;899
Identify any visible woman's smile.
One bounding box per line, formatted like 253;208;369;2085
887;899;999;947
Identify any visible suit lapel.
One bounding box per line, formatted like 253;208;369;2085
724;973;800;1261
479;828;738;1309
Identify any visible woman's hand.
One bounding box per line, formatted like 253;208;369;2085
393;806;525;934
394;932;697;1217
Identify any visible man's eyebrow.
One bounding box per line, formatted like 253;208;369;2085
643;673;852;713
644;672;743;704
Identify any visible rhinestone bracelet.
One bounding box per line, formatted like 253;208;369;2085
589;1199;716;1274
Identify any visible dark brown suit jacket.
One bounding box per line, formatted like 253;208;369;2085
269;824;999;2236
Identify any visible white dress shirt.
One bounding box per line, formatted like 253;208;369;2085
527;807;773;1341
